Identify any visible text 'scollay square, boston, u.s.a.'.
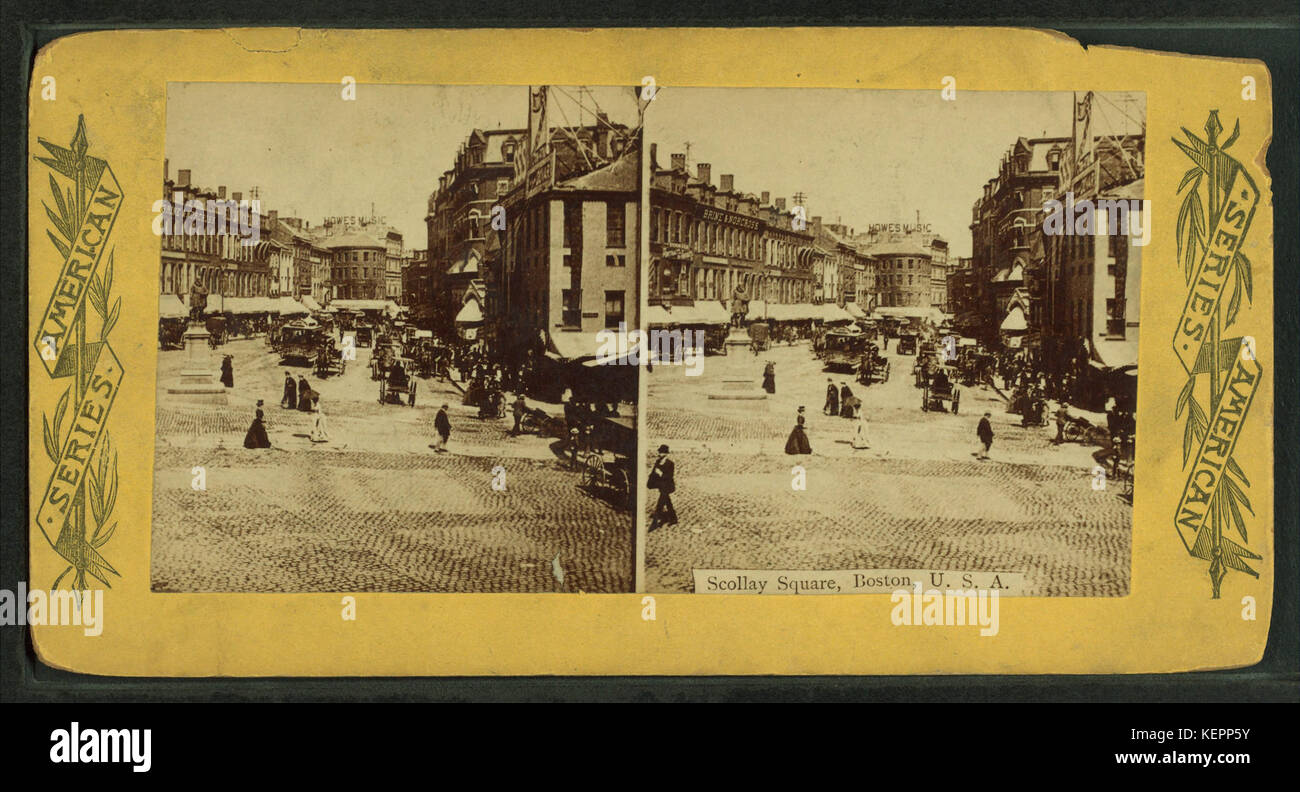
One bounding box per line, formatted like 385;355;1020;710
26;28;1273;675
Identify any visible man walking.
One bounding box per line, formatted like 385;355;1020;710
647;444;677;531
281;372;297;409
433;403;452;453
511;393;528;436
1053;403;1070;445
974;411;995;460
823;378;838;416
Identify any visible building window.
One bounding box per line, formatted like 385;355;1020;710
562;288;581;327
564;201;582;248
650;209;659;242
605;290;625;328
606;254;626;267
606;203;625;247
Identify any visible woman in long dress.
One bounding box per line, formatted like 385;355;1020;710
784;414;812;455
309;395;330;443
220;355;234;388
762;362;776;394
243;400;271;449
851;411;870;450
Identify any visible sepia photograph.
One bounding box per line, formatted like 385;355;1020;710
643;88;1144;596
151;83;642;593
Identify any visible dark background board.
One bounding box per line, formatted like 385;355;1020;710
2;1;1296;703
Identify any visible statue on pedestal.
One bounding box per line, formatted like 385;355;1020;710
730;285;749;328
189;281;209;325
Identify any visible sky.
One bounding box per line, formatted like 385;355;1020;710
645;89;1145;258
165;83;641;247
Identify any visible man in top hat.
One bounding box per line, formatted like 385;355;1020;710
647;444;677;531
281;371;297;409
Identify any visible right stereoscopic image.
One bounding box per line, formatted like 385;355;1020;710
642;89;1144;596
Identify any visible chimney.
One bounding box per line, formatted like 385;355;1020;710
232;191;242;203
218;185;226;199
268;210;278;228
649;143;658;169
178;169;191;188
720;174;734;193
775;197;786;211
761;191;770;204
697;163;711;185
812;216;823;233
670;153;686;171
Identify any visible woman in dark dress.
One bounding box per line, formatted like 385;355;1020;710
762;362;776;394
784;414;812;455
220;355;234;388
298;380;314;412
243;400;271;449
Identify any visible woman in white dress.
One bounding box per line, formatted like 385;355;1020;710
851;411;870;450
310;395;330;443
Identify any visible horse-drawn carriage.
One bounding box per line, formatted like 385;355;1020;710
579;415;635;511
354;325;374;348
896;332;918;356
704;324;730;356
378;357;417;406
314;340;347;378
748;321;771;354
370;339;405;381
921;367;961;413
819;328;866;372
275;318;327;363
856;342;891;386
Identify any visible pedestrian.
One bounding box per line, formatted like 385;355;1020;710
433;403;451;453
1053;403;1070;444
647;444;677;531
310;395;330;444
975;411;995;460
243;400;271;449
511;393;528;436
823;378;839;416
220;355;234;388
839;382;855;418
762;361;776;394
784;413;812;455
297;376;311;411
852;411;870;450
281;372;297;409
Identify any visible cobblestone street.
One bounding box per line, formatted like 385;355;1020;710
645;339;1131;596
152;338;633;592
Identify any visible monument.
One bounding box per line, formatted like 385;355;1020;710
709;285;767;401
166;284;227;403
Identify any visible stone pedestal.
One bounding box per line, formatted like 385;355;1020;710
166;323;228;403
723;327;752;353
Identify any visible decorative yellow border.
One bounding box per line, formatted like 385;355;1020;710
28;28;1272;675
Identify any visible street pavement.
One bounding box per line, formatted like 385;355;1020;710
152;337;633;593
644;338;1131;596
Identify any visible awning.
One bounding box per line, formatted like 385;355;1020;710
159;294;187;318
647;304;702;325
822;304;856;323
694;301;731;325
1000;305;1028;332
585;330;644;367
278;297;310;316
300;295;323;312
546;330;598;361
224;296;275;314
328;299;390;313
845;302;867;319
1090;336;1139;369
454;300;484;324
384;300;402;318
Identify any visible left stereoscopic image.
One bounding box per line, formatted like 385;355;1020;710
151;83;641;593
